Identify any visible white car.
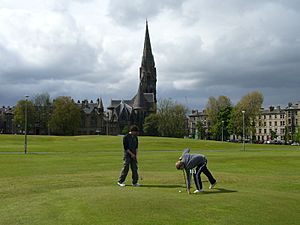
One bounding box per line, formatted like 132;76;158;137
291;142;300;146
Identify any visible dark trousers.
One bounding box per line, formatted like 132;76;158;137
118;156;139;184
193;160;216;190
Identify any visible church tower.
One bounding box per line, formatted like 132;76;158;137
139;21;157;103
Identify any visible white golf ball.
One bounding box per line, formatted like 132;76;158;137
179;190;182;193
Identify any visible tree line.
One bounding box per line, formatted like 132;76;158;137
14;94;80;135
13;91;298;142
144;91;265;140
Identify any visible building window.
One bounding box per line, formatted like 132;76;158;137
264;129;267;134
269;121;272;126
275;121;277;126
264;122;266;126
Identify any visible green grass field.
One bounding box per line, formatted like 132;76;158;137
0;135;299;225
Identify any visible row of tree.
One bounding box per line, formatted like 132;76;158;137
14;94;81;135
142;91;264;140
13;91;264;138
203;91;264;141
13;91;299;142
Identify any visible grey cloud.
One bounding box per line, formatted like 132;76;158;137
108;0;185;26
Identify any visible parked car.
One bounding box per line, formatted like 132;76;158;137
291;142;300;146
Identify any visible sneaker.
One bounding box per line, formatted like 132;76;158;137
117;182;125;187
132;183;141;187
209;181;217;189
193;189;204;194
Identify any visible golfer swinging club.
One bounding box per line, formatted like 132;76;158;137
176;148;217;194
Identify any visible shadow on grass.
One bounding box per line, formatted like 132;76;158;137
203;188;238;194
138;184;183;188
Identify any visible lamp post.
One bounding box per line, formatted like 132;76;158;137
222;120;224;142
242;110;245;151
24;95;29;154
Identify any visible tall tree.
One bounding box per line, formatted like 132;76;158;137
33;93;52;135
13;99;36;134
143;113;159;136
231;91;264;139
195;121;206;140
206;96;232;140
49;96;80;135
156;98;188;138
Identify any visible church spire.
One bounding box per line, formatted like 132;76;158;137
141;20;155;68
139;20;157;103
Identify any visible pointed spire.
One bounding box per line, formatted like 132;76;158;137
133;84;147;110
142;20;155;68
97;98;104;112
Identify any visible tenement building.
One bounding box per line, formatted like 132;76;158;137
0;106;14;134
187;109;210;139
187;101;300;143
255;102;300;142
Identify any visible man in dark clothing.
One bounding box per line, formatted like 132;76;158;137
117;125;140;187
176;148;217;194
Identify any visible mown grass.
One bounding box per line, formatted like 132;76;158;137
0;135;299;225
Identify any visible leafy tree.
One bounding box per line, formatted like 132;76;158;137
33;93;52;135
49;96;80;135
13;99;36;134
121;125;129;135
195;121;206;139
156;98;188;138
232;91;264;139
214;106;232;141
143;113;159;136
293;126;300;143
206;96;232;140
270;130;277;140
34;93;51;107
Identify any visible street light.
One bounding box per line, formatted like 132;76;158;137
242;110;245;151
24;95;29;154
222;120;224;142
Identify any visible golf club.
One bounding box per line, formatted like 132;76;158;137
182;170;188;194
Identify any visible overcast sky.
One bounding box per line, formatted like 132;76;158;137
1;0;300;110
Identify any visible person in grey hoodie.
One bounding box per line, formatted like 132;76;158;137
176;148;217;194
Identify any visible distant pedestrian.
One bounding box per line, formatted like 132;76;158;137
117;125;140;187
176;148;217;194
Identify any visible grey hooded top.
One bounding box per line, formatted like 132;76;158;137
180;148;207;189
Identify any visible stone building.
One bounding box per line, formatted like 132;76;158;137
255;106;286;142
187;109;209;139
254;102;300;142
76;98;106;135
0;106;14;134
188;101;300;142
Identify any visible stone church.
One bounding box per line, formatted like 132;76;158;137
76;21;157;135
106;21;157;134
